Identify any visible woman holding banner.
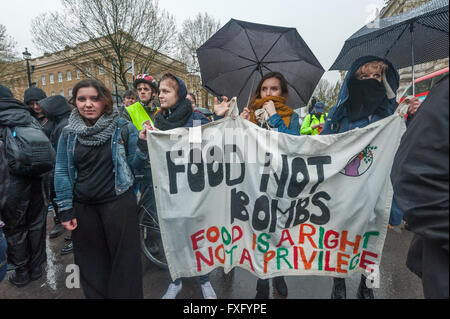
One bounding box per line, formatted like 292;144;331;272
215;71;300;298
321;56;400;299
136;73;216;299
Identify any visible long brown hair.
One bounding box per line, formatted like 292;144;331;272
68;79;114;115
248;72;289;108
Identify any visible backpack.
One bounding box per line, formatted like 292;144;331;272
1;125;56;177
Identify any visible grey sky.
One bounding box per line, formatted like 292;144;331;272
0;0;386;83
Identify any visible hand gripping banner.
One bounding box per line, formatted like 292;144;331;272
146;104;406;281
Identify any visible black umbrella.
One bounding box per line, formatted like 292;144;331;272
197;19;324;110
330;0;449;94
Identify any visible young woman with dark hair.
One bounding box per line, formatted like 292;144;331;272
214;72;300;299
54;79;142;298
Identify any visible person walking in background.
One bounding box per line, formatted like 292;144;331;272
54;79;142;298
391;75;449;299
321;56;400;299
300;102;327;135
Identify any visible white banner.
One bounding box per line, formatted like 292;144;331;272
147;110;406;281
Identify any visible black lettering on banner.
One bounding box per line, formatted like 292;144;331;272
231;188;250;224
287;157;310;198
166;150;185;194
292;198;310;227
308;156;332;194
259;153;272;193
252;195;270;231
188;148;205;192
310;191;331;225
270;199;296;232
273;154;289;198
225;144;245;187
206;146;224;187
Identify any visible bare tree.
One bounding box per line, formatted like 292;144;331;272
31;0;177;89
311;78;341;111
0;24;18;81
177;12;221;74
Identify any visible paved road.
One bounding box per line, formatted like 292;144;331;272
0;213;423;299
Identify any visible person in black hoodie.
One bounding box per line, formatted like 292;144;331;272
23;87;52;136
391;75;449;299
0;84;47;287
39;95;73;248
0;138;8;282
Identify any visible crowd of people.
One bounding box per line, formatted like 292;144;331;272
0;54;448;299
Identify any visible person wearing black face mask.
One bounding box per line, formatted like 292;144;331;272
322;57;398;135
321;57;400;299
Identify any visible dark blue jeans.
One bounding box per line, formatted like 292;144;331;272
172;274;210;286
389;197;403;226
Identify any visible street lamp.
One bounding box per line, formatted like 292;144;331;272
22;48;32;88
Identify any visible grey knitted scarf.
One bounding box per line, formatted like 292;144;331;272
67;108;119;146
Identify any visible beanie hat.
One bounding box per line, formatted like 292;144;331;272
24;87;47;105
0;84;13;99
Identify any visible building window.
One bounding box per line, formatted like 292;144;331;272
86;67;91;77
51;91;56;96
76;70;81;79
60;89;64;96
41;75;46;85
67;71;72;81
49;74;54;84
126;61;133;74
68;89;73;97
58;72;63;83
98;65;104;75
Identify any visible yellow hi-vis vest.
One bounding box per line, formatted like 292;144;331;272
125;102;158;131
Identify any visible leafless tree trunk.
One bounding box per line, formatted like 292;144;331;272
0;24;18;81
31;0;177;89
177;12;221;75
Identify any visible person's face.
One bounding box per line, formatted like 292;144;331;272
159;80;178;109
137;83;152;103
123;95;136;107
28;100;43;115
260;77;282;98
356;65;383;83
187;95;196;110
75;87;105;121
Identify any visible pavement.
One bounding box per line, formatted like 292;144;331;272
0;212;424;299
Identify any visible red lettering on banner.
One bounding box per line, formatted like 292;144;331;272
195;247;214;272
298;246;317;270
298;224;318;249
240;248;255;272
277;229;294;247
359;250;378;270
191;229;205;250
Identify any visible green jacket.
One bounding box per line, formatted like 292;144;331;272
124;100;160;131
300;113;327;135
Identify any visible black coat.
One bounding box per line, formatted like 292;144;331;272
38;96;72;150
391;75;449;299
0;140;8;222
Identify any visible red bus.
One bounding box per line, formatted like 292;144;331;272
398;66;449;104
